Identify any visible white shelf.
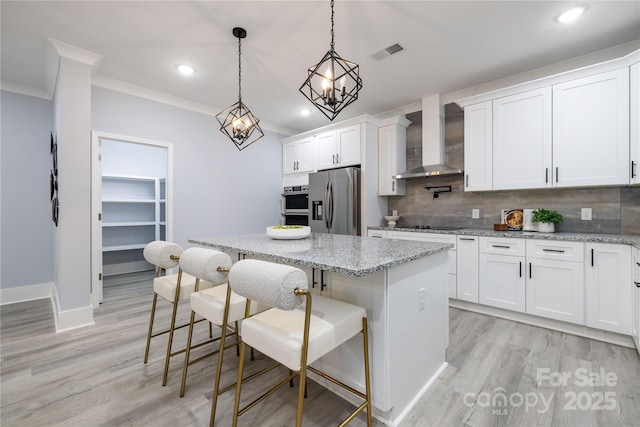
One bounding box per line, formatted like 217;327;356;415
101;174;165;276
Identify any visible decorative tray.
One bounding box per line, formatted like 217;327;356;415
266;225;311;240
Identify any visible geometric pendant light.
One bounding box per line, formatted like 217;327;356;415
216;27;264;151
299;0;363;121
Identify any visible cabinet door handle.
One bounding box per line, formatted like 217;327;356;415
591;248;594;267
320;270;327;291
392;180;395;192
555;167;559;183
519;261;522;278
492;245;510;249
460;237;475;241
336;153;339;164
632;161;637;179
465;174;469;188
529;262;532;279
545;168;549;183
332;154;336;165
636;262;640;267
542;248;565;253
635;281;640;287
311;268;316;289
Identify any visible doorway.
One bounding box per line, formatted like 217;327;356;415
91;131;174;307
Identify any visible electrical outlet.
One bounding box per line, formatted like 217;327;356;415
472;209;480;219
581;208;592;221
419;288;425;311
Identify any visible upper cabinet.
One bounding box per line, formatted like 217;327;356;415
552;68;629;187
492;87;552;190
458;50;638;192
378;117;411;196
315;124;361;170
463;101;493;191
631;62;639;185
283;136;314;175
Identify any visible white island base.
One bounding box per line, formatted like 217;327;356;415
308;251;449;426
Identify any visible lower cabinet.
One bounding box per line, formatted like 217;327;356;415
526;240;585;325
632;247;640;351
456;236;479;302
479;237;526;312
585;243;632;335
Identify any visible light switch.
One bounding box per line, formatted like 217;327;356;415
581;208;592;221
472;209;480;219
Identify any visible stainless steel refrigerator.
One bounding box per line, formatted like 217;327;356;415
308;167;361;235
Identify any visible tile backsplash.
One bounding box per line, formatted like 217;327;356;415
386;106;640;235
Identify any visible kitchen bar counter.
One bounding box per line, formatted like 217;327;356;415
189;232;450;426
369;226;640;248
189;232;451;276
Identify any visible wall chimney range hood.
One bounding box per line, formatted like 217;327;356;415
394;94;463;179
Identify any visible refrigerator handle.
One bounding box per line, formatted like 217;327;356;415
328;181;334;230
324;182;330;230
352;170;359;232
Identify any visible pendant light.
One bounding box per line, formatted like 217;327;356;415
216;27;264;151
299;0;363;121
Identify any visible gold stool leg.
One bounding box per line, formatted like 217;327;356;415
362;318;372;426
210;285;233;427
144;293;158;363
296;365;307;427
179;308;198;397
231;342;248;427
162;270;183;386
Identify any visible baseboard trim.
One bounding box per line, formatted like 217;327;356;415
449;299;635;348
0;282;53;305
50;284;95;332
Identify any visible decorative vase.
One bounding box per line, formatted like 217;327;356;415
537;222;555;233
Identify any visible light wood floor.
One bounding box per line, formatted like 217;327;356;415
1;273;639;426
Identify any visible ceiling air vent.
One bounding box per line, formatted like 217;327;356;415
371;43;405;61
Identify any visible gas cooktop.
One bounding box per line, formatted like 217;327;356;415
412;225;465;231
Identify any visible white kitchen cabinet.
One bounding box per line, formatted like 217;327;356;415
630;62;639;185
456;236;479;302
632;247;640;352
552;68;630;187
101;174;165;276
315;124;361;170
378;117;410;196
585;243;632;335
463;101;493;191
367;229;387;238
385;231;457;298
282;136;314;175
492;88;552;190
526;240;584;325
479;237;526;312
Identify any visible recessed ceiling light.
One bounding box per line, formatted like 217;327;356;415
176;64;195;75
558;6;585;23
300;109;310;116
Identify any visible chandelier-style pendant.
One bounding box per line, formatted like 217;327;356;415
216;27;263;151
299;0;363;121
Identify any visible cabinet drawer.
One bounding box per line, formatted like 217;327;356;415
526;240;584;262
479;237;525;256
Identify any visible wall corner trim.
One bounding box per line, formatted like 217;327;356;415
50;284;95;333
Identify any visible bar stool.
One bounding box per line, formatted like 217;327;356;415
228;259;372;427
177;247;238;397
142;241;220;386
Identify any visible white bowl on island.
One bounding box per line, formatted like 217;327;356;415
384;215;400;227
266;225;311;240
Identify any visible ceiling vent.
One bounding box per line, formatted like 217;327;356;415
371;43;405;61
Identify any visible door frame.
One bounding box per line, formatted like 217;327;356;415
91;131;174;308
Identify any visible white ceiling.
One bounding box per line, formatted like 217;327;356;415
2;1;639;134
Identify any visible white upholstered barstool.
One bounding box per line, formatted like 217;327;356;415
228;259;372;427
177;247;238;397
142;241;219;386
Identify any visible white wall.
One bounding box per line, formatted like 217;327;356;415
0;91;54;290
91;86;283;250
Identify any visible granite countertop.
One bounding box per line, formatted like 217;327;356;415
370;226;640;248
189;233;452;277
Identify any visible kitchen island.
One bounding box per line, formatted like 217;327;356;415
189;232;452;426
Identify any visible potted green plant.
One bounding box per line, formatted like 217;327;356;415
531;208;563;233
